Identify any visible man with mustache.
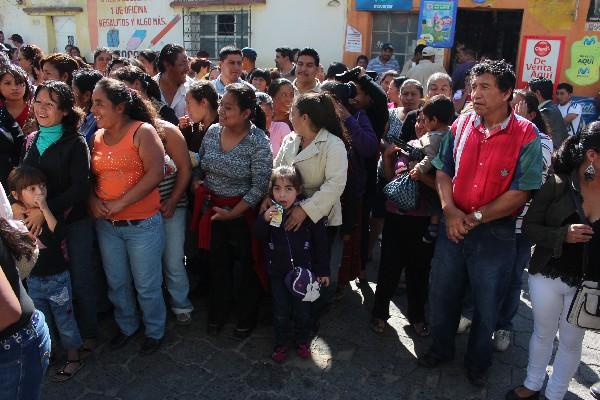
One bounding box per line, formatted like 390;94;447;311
292;48;321;96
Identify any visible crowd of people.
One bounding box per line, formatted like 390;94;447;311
0;35;598;400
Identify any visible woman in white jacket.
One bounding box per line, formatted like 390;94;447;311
272;92;349;239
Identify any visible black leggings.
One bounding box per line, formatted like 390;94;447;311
372;214;433;325
208;218;261;329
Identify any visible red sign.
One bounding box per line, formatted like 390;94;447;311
518;35;566;91
534;41;551;57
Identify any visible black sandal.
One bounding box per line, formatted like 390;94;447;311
52;359;84;382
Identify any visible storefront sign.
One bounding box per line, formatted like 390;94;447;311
518;36;565;89
355;0;412;11
572;96;599;124
88;0;182;58
416;0;458;48
586;0;600;31
565;36;600;86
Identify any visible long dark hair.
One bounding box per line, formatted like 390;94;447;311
188;80;219;110
0;64;32;102
40;54;79;86
113;66;162;103
294;92;351;147
0;218;37;262
521;91;547;134
34;81;84;135
95;78;158;129
224;83;266;131
553;121;600;174
267;78;293;98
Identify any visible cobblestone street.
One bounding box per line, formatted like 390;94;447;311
42;244;600;400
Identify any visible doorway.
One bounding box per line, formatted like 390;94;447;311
52;16;77;53
452;9;523;68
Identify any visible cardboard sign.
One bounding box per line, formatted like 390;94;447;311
565;36;600;86
518;36;565;89
355;0;412;11
417;0;458;48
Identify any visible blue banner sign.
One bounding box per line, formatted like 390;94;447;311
573;96;599;124
417;0;458;48
355;0;412;11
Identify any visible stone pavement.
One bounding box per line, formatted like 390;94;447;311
43;245;599;400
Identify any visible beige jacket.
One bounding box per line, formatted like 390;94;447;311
274;128;348;226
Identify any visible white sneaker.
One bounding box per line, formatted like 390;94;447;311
492;329;511;352
175;312;192;326
456;316;472;334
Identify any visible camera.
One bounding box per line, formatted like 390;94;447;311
335;66;378;83
388;134;426;162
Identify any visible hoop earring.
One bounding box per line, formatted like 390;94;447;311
584;162;596;181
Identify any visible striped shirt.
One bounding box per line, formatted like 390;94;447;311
367;57;400;75
158;155;188;208
432;111;543;214
515;131;553;233
198;123;272;206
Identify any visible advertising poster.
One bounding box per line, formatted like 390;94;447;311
572;96;599;124
355;0;412;11
586;0;600;31
87;0;182;58
416;0;458;48
565;35;600;86
518;36;565;90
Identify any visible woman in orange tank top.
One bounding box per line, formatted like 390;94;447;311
89;78;167;356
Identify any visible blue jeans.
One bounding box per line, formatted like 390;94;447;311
66;217;98;339
0;311;51;400
96;213;166;340
270;276;311;347
162;208;193;314
496;234;532;331
27;271;82;350
428;218;515;372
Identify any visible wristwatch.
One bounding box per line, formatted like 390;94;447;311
473;210;483;223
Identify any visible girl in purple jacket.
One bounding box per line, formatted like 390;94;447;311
254;166;330;363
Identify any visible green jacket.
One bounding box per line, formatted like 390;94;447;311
523;173;581;276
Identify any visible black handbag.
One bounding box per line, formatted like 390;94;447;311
566;188;600;331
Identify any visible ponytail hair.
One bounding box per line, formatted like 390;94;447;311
293;92;351;148
553;121;600;174
224;83;267;131
95;78;158;129
113;65;162;103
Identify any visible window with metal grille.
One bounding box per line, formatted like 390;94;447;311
370;13;419;69
183;9;250;60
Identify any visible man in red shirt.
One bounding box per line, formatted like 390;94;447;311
418;60;543;387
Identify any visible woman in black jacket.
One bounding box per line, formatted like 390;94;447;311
507;122;600;400
21;80;98;353
0;107;23;192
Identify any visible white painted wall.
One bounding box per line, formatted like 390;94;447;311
251;0;348;69
0;4;50;52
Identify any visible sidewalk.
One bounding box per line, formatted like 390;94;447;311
43;252;599;400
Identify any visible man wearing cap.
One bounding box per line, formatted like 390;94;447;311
407;46;447;87
367;43;400;75
241;47;258;82
400;44;426;75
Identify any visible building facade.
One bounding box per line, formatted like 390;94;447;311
0;0;349;69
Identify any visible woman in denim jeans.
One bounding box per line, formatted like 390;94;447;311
114;66;194;325
89;78;166;356
0;200;51;400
